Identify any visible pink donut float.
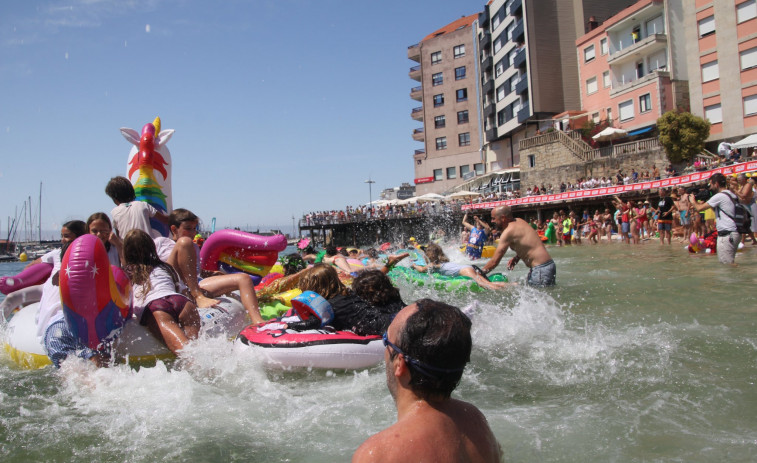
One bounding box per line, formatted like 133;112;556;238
0;262;53;295
199;229;287;276
60;234;131;350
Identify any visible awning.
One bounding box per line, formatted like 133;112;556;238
627;126;654;136
733;133;757;149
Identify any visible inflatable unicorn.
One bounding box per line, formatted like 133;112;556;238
120;117;173;237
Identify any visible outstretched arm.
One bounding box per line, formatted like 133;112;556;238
462;212;474;231
480;237;510;274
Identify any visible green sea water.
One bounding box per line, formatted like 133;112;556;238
1;241;756;462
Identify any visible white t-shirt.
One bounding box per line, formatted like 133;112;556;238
132;266;181;320
707;191;738;232
35;249;63;338
112;201;160;239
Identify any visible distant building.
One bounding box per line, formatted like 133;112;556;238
381;182;416;200
408;14;484;195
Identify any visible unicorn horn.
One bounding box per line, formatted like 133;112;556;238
153;117;161;136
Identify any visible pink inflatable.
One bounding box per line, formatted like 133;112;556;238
60;235;131;350
0;262;53;295
199;229;287;276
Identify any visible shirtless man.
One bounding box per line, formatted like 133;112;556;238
676;187;692;241
352;299;502;463
480;205;556;286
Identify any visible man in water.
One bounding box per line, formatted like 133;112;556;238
352;299;502;463
689;173;742;264
462;212;491;259
656;188;677;245
479;205;556;286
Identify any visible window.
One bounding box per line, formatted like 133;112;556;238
434;115;446;128
698;16;715;37
432;72;443;86
527;154;535;168
496;83;506;102
603;70;611;88
433;94;444;107
741;47;757;70
702;60;719;82
639;93;652;113
497;108;507;126
433;169;443;181
600;38;608;55
607;107;612;123
459;132;471;146
704;103;722;123
474;163;485;175
592;112;600;123
456;88;468;102
431;51;442;64
460;165;471;178
493;33;504;54
446;167;457;179
586;76;598;94
495;58;505;77
737;0;757;23
436;137;447;150
492;6;504;30
453;44;465;58
457;110;469;124
584;44;595;62
455;66;466;80
646;15;664;35
619;99;634;121
745;94;757;116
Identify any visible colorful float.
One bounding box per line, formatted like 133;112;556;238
199;229;288;285
0;262;53;295
387;266;507;292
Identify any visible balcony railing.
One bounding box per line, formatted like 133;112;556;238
481;55;493;71
607;33;667;66
512;19;525;43
517;104;530;123
409;65;421;81
407;43;420;62
412;128;425;142
515;74;528;95
411;106;423;121
483;79;495;95
609;70;669;97
513;48;526;68
410;85;422;101
479;7;489;27
509;0;523;16
480;32;491;49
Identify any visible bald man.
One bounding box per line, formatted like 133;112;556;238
480;206;556;286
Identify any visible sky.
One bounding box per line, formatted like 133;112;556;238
0;0;483;239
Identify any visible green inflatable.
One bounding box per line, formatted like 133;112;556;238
387;266;507;293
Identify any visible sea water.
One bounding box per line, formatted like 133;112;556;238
1;243;757;462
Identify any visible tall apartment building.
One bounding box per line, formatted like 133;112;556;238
408;15;483;195
477;0;629;170
682;0;757;142
575;0;689;134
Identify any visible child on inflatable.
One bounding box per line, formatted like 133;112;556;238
123;229;200;355
105;176;168;240
155;209;265;324
86;212;123;267
413;243;509;291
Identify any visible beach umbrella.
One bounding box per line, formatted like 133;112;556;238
592;127;628;142
416;193;444;203
446;190;481;199
732;133;757;149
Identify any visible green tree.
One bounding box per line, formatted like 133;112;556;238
657;110;711;163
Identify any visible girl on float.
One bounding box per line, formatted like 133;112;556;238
155;209;265;324
412;243;508;290
123;229;200;355
86;212;122;267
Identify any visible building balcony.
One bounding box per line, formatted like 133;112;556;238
512;19;525;44
479;7;489;28
410;85;422;101
480;32;491;50
485;127;497;142
509;0;523;16
481;55;493;72
414;149;426;160
409;65;421;81
483;79;495;95
484;103;496;119
411;106;423;121
412;128;425;142
517;104;531;123
407;43;420;62
515;74;528;95
607;33;667;67
513;47;526;68
610;70;669;97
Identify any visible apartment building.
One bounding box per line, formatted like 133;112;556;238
683;0;757;142
575;0;689;135
408;14;483;195
477;0;629;171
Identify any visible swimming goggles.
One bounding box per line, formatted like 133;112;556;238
382;332;466;379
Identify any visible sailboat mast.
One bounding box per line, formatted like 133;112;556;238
38;182;42;243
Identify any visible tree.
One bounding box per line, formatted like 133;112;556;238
657;110;711;163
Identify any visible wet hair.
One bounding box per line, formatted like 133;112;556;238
325;245;338;257
280;252;306;276
105;176;136;204
86;212;113;250
122;229;178;293
62;220;87;238
423;243;449;265
395;299;471;399
339;248;349;257
298;263;350;300
301;245;316;255
352;270;402;307
710;172;727;188
168;208;199;229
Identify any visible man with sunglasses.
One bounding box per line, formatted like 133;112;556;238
353;299;501;463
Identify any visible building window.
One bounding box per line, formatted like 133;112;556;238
431;51;442;64
704;103;722;123
456;88;468;102
698;16;715;37
436;137;447;150
446;167;457;179
434;115;446;128
528;154;535;168
459;132;471;146
455;66;466;80
586;76;598;94
603;70;611;88
619;99;634;121
453;44;465;58
432;72;443;86
584;44;595;62
737;0;757;23
600;38;608;55
495;58;505;77
607;107;612;123
639;93;652;113
433;94;444;107
741;47;757;70
460;165;471;178
493;33;504;54
702;60;719;82
457;110;469;124
745;94;757;116
497;108;506;126
496;83;506;102
646;15;664;35
492;6;504;30
592;112;600;123
474;163;485;175
433;169;443;181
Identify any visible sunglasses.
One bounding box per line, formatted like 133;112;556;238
382;332;465;379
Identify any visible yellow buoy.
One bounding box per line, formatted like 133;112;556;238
19;252;28;262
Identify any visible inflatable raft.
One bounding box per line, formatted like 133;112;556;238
387;266;507;292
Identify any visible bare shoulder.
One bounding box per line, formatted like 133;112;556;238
352;425;404;463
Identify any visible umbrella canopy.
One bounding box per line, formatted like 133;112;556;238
593;127;628;142
447;190;481;199
732;133;757;149
416;193;444;203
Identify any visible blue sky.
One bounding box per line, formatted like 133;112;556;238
0;0;482;239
